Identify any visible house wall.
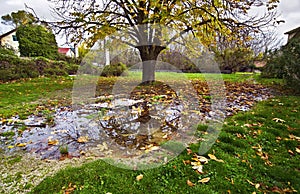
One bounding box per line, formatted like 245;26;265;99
0;31;20;56
66;50;75;58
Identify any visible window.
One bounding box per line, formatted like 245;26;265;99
12;35;18;41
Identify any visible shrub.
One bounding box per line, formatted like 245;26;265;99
261;37;300;92
0;54;79;82
78;62;101;75
282;38;300;91
101;62;128;77
0;46;16;56
261;49;285;79
16;24;59;60
65;63;80;75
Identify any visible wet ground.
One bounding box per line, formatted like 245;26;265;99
0;81;273;162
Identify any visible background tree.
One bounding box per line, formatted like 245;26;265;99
1;10;36;27
212;28;257;72
48;0;279;82
16;24;58;59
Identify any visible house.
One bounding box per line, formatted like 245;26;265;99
254;60;266;68
284;26;300;42
0;29;20;56
58;47;77;58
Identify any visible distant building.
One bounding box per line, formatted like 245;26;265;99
0;29;20;56
254;60;266;68
58;47;77;58
284;26;300;43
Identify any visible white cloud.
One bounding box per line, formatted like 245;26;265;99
275;0;300;44
5;1;24;6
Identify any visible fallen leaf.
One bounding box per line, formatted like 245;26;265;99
247;179;255;186
289;134;300;141
283;188;298;193
272;118;285;123
199;156;209;164
198;177;210;183
48;139;59;145
296;147;300;154
192;154;208;164
186;148;193;155
145;145;160;153
288;150;294;155
77;136;88;143
136;174;143;181
191;161;201;166
255;183;260;189
148;146;160;151
102;116;111;121
192;164;204;174
236;133;245;138
187;180;195;187
162;134;168;139
97;142;108;151
276;137;282;141
208;154;224;163
208;154;217;160
183;160;191;165
243;123;253;128
16;143;26;147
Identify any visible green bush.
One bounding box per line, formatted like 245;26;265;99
0;46;17;56
101;62;128;77
78;62;101;75
0;54;79;82
261;37;300;92
65;63;80;75
56;53;81;65
261;49;285;79
17;24;59;60
282;38;300;91
0;54;20;81
44;68;68;76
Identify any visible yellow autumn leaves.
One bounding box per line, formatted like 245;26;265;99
185;152;224;187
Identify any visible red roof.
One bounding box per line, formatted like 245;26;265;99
58;48;71;54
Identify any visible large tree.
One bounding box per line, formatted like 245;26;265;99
48;0;279;82
1;10;36;27
16;24;58;59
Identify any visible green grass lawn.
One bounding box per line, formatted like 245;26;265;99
0;76;74;118
1;73;298;193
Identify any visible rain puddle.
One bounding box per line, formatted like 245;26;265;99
0;88;272;163
0;95;202;161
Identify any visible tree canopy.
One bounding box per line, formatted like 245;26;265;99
16;24;58;59
48;0;280;82
1;10;36;27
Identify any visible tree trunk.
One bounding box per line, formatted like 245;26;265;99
137;45;165;84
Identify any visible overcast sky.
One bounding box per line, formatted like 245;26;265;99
0;0;299;47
